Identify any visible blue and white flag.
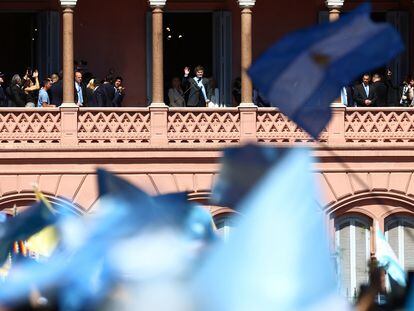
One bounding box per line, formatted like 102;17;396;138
248;3;403;138
375;221;406;287
194;148;349;311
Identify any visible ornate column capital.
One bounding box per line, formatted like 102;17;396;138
148;0;166;8
59;0;78;8
325;0;344;9
238;0;256;9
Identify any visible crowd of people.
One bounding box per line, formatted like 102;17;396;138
0;68;125;108
2;66;414;109
341;70;414;107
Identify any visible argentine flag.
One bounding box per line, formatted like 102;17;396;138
249;3;403;138
375;222;406;287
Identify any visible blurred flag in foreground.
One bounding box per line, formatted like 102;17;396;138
194;148;349;311
375;221;406;287
0;201;57;266
248;3;403;138
210;144;287;208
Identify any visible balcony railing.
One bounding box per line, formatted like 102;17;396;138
0;106;413;148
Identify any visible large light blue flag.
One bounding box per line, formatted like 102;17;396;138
248;3;403;138
194;148;349;311
375;222;406;287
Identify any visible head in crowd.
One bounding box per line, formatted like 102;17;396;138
42;78;52;91
105;74;114;84
23;77;34;89
114;77;123;88
87;78;98;90
11;74;21;86
75;71;83;85
0;72;4;85
372;73;381;83
50;73;59;84
194;66;204;79
362;74;371;86
171;77;181;90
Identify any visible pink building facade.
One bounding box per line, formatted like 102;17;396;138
0;106;413;299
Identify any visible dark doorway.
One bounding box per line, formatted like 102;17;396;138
163;12;213;102
0;13;38;86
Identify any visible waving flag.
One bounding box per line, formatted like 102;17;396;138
194;148;349;311
0;201;58;266
248;3;403;138
375;222;406;287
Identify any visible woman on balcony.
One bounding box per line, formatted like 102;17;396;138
168;77;185;107
23;69;40;107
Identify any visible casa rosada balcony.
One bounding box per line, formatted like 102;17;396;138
0;106;413;148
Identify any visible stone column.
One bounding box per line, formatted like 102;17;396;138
60;0;78;107
149;0;167;107
326;1;344;105
325;0;344;22
238;0;256;106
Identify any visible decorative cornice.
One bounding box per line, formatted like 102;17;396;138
60;0;78;8
325;0;344;9
148;0;167;8
237;0;256;9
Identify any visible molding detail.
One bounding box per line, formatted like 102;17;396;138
237;0;256;8
148;0;167;8
60;0;78;8
325;0;344;9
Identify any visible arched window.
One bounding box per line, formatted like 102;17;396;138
335;216;372;301
385;216;414;271
214;214;236;242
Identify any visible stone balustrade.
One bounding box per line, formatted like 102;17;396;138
1;106;414;148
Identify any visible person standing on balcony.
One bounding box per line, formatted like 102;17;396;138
182;66;212;107
8;74;26;107
0;72;6;107
75;71;87;107
50;72;63;107
353;74;376;107
37;79;54;108
23;70;40;108
97;74;116;107
385;69;402;107
168;77;185;107
113;76;125;107
371;74;387;107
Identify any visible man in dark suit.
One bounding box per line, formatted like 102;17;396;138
94;75;115;107
182;66;212;107
371;73;387;107
74;71;88;106
353;74;376;107
0;72;6;107
49;73;63;107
